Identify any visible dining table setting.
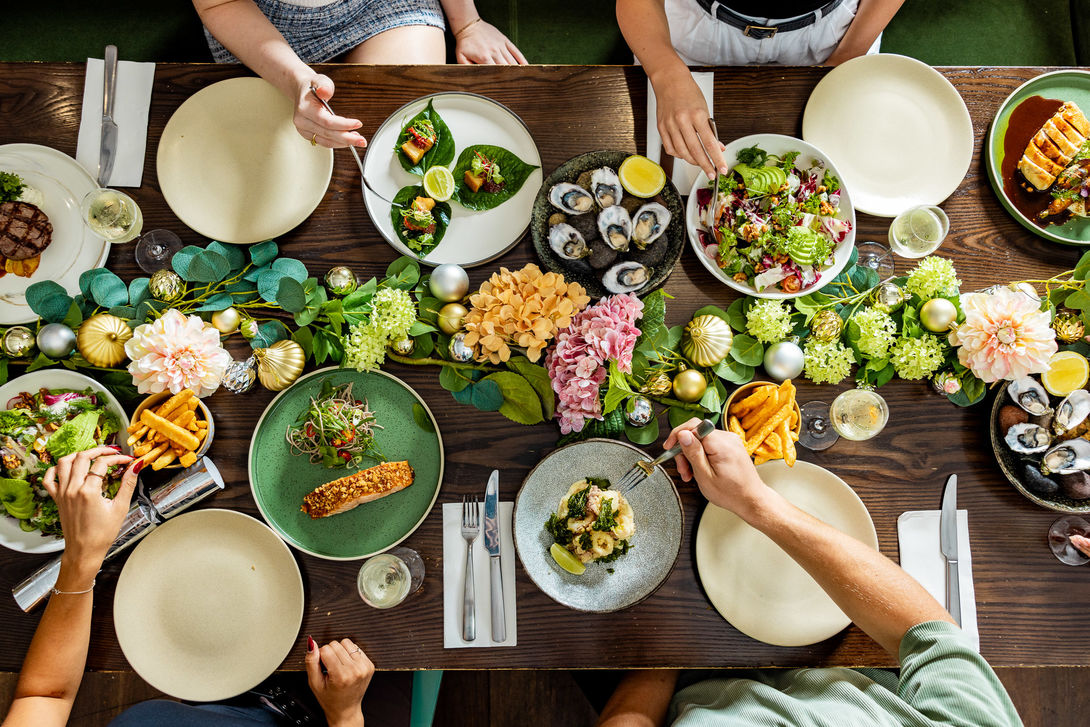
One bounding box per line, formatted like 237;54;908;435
1;54;1090;702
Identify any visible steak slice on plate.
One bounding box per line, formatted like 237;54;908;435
0;201;53;260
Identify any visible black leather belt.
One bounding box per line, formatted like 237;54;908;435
693;0;846;39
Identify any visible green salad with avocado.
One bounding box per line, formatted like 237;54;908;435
0;388;122;538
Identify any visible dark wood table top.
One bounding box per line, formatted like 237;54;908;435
0;62;1086;672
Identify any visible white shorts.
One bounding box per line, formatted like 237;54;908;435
665;0;880;66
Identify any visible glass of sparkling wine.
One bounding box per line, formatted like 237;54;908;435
888;205;949;258
81;188;143;243
798;388;889;451
357;547;424;609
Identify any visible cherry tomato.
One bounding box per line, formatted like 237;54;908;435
338;451;351;462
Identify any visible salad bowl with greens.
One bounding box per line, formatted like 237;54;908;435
686;134;856;299
0;370;129;553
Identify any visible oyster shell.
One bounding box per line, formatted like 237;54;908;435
602;261;651;294
631;202;671;250
1053;389;1090;435
1040;438;1090;475
1008;376;1052;416
1004;422;1052;454
597;205;632;252
590;167;623;208
548;223;589;260
549;183;595;215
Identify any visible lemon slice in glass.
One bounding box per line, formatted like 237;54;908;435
1043;351;1090;396
423;166;455;202
549;542;586;575
619;155;666;198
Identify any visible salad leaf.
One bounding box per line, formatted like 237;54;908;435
390;185;452;259
736;145;768;168
395;100;455;176
0;171;25;203
0;408;32;434
46;411;100;460
451;144;539;211
0;477;34;519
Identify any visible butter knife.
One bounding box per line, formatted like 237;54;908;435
939;473;961;626
98;45;119;188
705;117;720;229
483;469;505;642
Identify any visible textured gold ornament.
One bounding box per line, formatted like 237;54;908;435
920;298;957;333
681;314;733;367
76;314;132;367
810;309;844;342
211;307;241;334
149;269;185;303
640;370;673;397
1053;309;1085;344
438;303;468;335
254;339;305;391
672;369;707;403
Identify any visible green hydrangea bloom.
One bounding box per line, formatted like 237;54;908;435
905;256;960;300
803;339;855;384
890;335;946;380
745;299;793;344
850;307;897;359
342;287;417;371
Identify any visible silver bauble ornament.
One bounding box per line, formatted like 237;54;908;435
210;307;241;334
389;337;415;356
448;332;474;363
920;297;957;332
149;269;185;303
624;396;654;427
438;302;468;335
324;266;358;297
872;282;905;313
2;326;35;357
36;323;76;358
221;356;257;394
429;264;470;302
763;341;805;381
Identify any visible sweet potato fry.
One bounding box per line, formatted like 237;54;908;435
179;451;198;468
745;404;792;456
140;409;200;450
731;385;772;417
741;390;780;431
780;420;796;467
728;416;746;440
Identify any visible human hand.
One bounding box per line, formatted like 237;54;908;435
663;419;767;515
455;21;528;65
294;73;367;149
43;446;140;571
305;636;374;727
651;69;726;179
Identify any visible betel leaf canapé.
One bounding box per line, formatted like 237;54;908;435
390;185;452;259
451;144;539;211
394;100;456;176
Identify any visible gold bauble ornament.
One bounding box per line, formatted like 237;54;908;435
149;269;185;303
672;369;707;403
1053;309;1085;344
76;314;132;367
920;298;957;333
438;303;468;335
211;307;241;334
681;314;733;367
254;339;305;391
810;309;844;342
640;370;673;397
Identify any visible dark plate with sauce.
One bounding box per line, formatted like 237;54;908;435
986;70;1090;246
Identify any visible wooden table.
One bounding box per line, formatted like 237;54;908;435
0;63;1086;672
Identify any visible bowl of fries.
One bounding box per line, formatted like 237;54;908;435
723;380;801;467
127;389;213;471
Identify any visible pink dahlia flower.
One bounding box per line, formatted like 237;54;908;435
126;309;231;397
948;287;1057;383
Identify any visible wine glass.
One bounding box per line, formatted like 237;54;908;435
798;388;890;451
357;546;424;609
888;205;949;258
135;229;184;273
80;188;142;243
855;240;895;279
1048;516;1090;566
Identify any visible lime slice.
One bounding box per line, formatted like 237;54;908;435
1043;351;1089;396
619;155;666;198
423;166;455;202
550;542;586;575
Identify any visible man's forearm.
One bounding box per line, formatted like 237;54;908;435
616;0;689;85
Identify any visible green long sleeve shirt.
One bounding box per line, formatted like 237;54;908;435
668;621;1022;726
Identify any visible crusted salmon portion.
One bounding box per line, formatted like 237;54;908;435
301;460;415;519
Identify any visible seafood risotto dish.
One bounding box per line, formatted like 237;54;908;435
545;477;634;565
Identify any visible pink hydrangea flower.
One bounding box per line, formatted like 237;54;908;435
126;309;231;397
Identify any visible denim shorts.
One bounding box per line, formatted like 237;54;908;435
205;0;446;64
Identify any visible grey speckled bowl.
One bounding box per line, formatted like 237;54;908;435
513;438;683;613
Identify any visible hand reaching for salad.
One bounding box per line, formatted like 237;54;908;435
651;68;727;179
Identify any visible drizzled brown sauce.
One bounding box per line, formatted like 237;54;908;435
1001;95;1064;227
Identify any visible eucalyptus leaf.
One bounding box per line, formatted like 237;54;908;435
107;305;137;320
171;245;205;280
271;257;308;283
206;241;246;271
243;264;270;283
390;185;452;259
193;293;235;312
250;320;289;349
227;280;260;304
451;144;539;211
25;281;71;323
484;371;543;424
624;418;660;445
470;379;504;412
276;277;307;313
128;278;151;308
78;268;113;299
90;272;128;308
395;99;455;175
249;240;278;267
188;250;231;283
728;333;764;367
258;269;288;303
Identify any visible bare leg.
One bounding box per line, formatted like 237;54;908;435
343;25;446;64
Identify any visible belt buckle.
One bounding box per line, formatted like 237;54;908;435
744;24;778;39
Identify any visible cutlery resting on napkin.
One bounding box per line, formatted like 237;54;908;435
442;501;516;648
76;56;155;188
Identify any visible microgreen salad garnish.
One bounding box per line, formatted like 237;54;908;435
286;379;386;469
696;145;852;294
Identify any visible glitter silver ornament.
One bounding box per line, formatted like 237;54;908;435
388;336;414;356
624;396;654;427
763;340;805;381
221;356;257;394
2;326;35;357
36;323;76;359
149;269;185;303
872;282;905;313
429;263;470;302
448;332;474;363
324;266;358;297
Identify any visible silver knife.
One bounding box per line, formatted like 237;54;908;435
483;470;505;642
939;473;961;626
98;45;119;188
705;117;720;229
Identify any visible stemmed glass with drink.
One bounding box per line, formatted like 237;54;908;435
81;187;184;272
889;205;950;258
798;387;890;451
357;546;425;609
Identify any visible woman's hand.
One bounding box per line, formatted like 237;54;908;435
651;69;726;179
663;419;767;515
455;21;528;65
305;636;374;727
294;73;367;149
43;446;140;572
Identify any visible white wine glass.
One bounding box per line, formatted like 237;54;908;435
798;388;890;451
357;546;424;609
888;205;949;258
135;229;184;273
81;188;143;243
855;240;895;279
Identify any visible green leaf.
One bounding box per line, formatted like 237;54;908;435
62;301;85;328
412;402;436;433
603;361;636;413
188;250;231;283
665;325;684;352
26;352;56;372
294;285;327;326
206;241;246;271
395;99;456;176
390;185;452;259
484;371;544;424
506;356;555;420
128;278;151;309
257;269;288;303
292;326;314;358
89;272;128;308
728;333;764;367
714;357;754;384
410;333;434;359
450;144;540;211
1077;253;1090;281
271;257;308;283
439;365;473;392
136;299;168;319
668;405;694;430
249;240;278;267
417;296;442;325
725;298;748;332
386;257;421;289
226;280;260;305
243;264;270;283
193;293;235;312
342;279;377;312
699;383;722;414
408;320;437;336
250;320;289;349
693;305;730;324
276;277;307;313
170;245;205;280
1067;290;1090;312
874;362;896;388
948;374;987;407
640;289;667;332
26;281;72;323
624;417;660;445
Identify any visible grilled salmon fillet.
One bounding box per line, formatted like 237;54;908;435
1020;102;1090;191
301;460;415;519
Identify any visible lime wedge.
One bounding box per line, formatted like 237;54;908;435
618;155;666;198
550;542;586;575
423;166;455;202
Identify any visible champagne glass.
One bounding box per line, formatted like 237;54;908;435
855;240;895;278
357;547;424;609
81;188;142;243
1048;516;1090;566
888;205;949;258
134;229;184;273
798;388;889;451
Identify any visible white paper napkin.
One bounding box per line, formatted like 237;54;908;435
442;501;516;648
897;510;979;651
76;57;156;187
646;71;715;195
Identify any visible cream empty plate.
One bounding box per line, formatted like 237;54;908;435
695;460;878;646
802;54;973;217
114;509;304;701
157;77;333;243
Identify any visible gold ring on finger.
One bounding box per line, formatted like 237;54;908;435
310;133;318;147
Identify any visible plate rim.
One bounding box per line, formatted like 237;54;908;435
362;90;541;268
113;508;304;701
247;366;445;560
512;437;684;613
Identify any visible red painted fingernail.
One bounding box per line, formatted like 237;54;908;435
133;460;146;474
109;445;122;451
307;636;317;652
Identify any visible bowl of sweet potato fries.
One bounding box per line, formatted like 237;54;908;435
127;389;213;471
723;380;801;466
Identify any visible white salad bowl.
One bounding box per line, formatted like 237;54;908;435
685;133;857;300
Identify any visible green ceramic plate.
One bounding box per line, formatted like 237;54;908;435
248;367;444;560
986;70;1090;246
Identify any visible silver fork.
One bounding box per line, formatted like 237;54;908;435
460;495;480;642
616;419;716;494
